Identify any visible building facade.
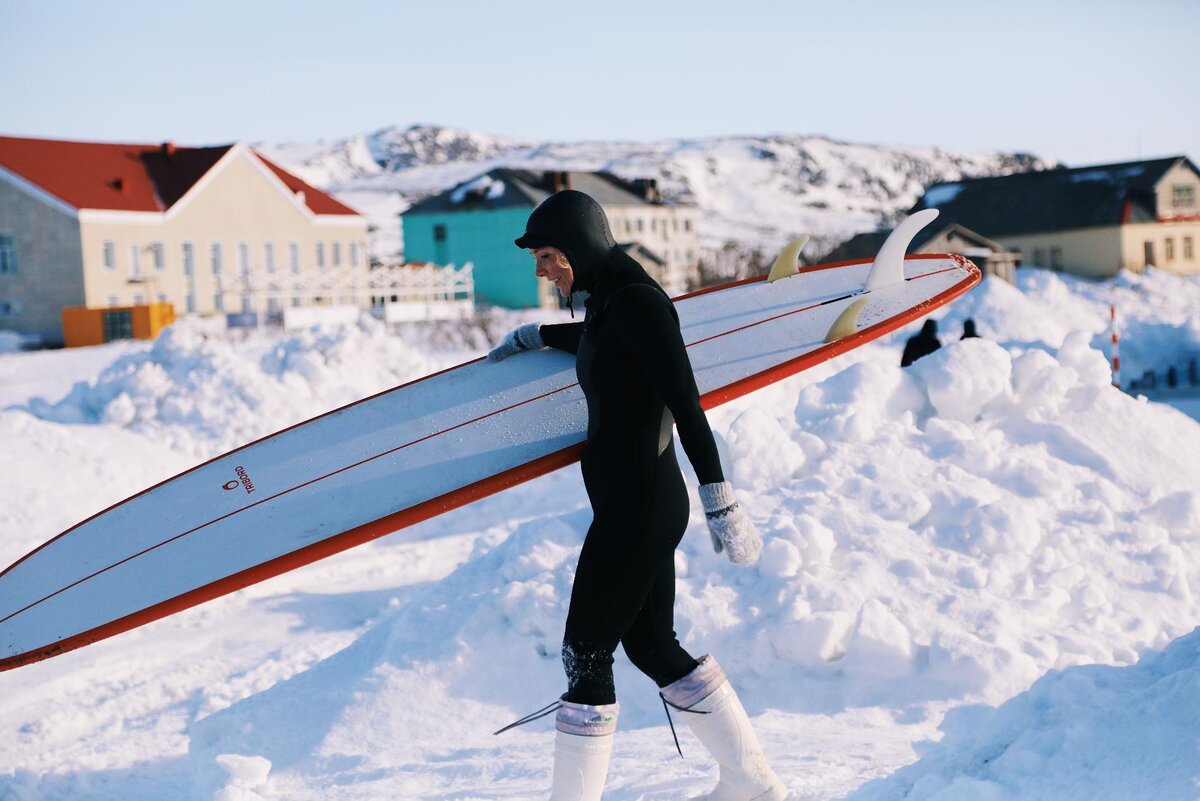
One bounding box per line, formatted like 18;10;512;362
401;169;700;307
825;223;1019;283
0;136;369;344
912;156;1200;279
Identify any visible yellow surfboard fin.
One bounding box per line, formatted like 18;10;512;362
825;298;867;343
767;235;810;283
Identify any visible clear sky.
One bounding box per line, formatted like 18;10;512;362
2;0;1197;166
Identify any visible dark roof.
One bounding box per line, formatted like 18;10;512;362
823;231;890;262
620;241;665;266
911;156;1197;237
0;134;359;215
825;223;1008;262
402;168;672;216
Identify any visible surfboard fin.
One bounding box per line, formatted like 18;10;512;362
863;208;939;292
767;235;810;283
824;298;867;343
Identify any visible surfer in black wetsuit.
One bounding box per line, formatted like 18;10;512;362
489;190;786;801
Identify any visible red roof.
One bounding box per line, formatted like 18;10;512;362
0;135;360;216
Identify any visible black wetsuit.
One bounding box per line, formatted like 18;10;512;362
517;191;724;705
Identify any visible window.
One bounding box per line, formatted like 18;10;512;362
102;309;133;341
1049;248;1063;270
1173;185;1196;208
186;293;196;313
0;234;16;274
103;241;116;270
182;243;194;276
1144;241;1155;267
684;219;692;232
129;244;142;278
214;292;224;311
350;242;359;267
652;219;658;232
238;242;250;277
107;295;118;307
289;242;300;274
1165;238;1175;261
333;242;342;266
133;293;144;305
637;219;644;232
0;298;19;316
211;243;223;274
625;220;632;234
316;242;326;268
264;242;275;274
433;224;447;243
151;242;164;270
1185;237;1195;260
1033;248;1045;265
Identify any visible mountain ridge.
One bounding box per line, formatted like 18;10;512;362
257;123;1052;271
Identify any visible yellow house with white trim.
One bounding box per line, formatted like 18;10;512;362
0;135;369;345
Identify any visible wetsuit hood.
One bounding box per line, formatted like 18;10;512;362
514;190;617;295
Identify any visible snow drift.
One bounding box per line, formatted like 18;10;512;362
2;267;1199;800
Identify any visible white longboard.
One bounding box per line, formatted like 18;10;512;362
0;216;979;670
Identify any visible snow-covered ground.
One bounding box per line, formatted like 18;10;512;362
2;267;1200;800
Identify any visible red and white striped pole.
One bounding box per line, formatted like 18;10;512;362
1110;304;1121;389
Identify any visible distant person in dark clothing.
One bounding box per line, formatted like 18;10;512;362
901;319;942;367
961;319;980;340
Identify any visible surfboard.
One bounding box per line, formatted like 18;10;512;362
0;211;979;671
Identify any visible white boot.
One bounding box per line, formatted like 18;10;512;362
662;656;786;801
550;698;619;801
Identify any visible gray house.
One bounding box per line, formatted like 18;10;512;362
910;156;1200;278
825;223;1018;283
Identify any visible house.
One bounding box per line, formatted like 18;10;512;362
400;169;699;307
910;156;1200;278
824;223;1019;283
0;135;369;345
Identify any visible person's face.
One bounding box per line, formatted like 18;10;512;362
532;247;574;298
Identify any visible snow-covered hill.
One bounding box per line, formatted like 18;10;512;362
256;124;1050;264
2;267;1199;799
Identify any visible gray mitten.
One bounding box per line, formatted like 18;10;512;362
698;481;763;566
487;323;544;362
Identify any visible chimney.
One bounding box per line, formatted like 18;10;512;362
161;141;177;158
550;171;572;193
636;178;660;203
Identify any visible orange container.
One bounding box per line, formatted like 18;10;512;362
62;303;176;348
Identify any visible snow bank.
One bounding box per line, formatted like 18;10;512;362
3;268;1200;799
0;330;24;354
847;626;1200;801
19;316;444;455
184;311;1200;796
932;268;1200;382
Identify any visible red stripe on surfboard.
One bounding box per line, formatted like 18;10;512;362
3;258;964;626
0;252;957;585
0;444;585;671
0;256;979;671
0;381;582;630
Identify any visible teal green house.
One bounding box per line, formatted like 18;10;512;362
402;169;685;308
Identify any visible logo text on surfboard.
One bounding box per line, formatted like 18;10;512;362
222;467;256;494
